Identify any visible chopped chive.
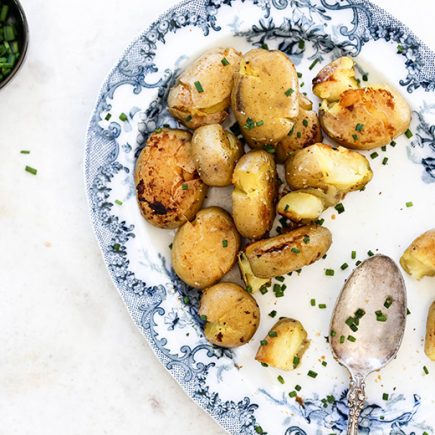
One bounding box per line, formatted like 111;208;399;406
405;129;413;138
351;250;357;259
260;339;268;346
255;426;265;434
260;42;269;50
339;335;345;344
325;269;335;276
245;285;253;293
310;298;316;306
315;218;325;226
302;119;309;127
406;201;413;208
362;73;368;81
260;286;268;295
327;394;335;404
269;310;277;318
169;243;173;250
113;243;121;252
119;112;128;122
0;4;9;22
382;393;389;401
368;250;374;257
298;40;305;49
355;123;364;132
318;304;327;309
244;117;255;130
384;296;393;309
347;335;356;342
303;236;310;244
200;314;207;321
335;203;345;214
352;134;359;141
25;165;37;175
295;384;302;391
221;57;230;66
256;120;265;127
194;81;204;93
291;247;301;254
293;356;300;367
375;310;387;322
222;239;228;248
185;115;192;122
287;125;295;136
382;157;388;165
183;296;190;305
355;260;362;266
397;44;405;54
181;183;188;190
283;204;290;212
407;308;411;315
297;72;303;78
309;58;319;70
277;375;285;384
268;330;277;337
296;131;302;138
330;330;336;337
307;370;318;378
354;308;366;319
350;324;358;332
260;362;268;367
423;365;429;375
276;276;285;282
154;128;163;133
114;199;123;206
370;152;379;159
300;82;304;88
264;144;276;154
322;361;327;367
340;263;349;270
289;390;297;398
285;87;295;96
105;113;112;121
20;150;30;154
345;317;355;327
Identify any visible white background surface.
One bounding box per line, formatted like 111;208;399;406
0;1;433;434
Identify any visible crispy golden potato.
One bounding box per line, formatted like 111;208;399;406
285;143;373;195
135;128;207;229
425;301;435;361
276;96;323;162
232;150;277;240
172;207;240;288
168;47;242;129
199;282;260;348
232;48;299;149
277;191;326;223
312;56;359;102
238;252;271;293
191;124;243;186
256;318;310;370
400;229;435;280
319;85;411;150
244;225;332;278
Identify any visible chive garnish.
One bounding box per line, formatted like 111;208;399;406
260;42;269;50
260;286;268;295
113;243;121;252
297;72;302;78
105;113;112;121
296;131;302;138
200;314;207;321
397;44;404;54
367;250;374;257
352;134;358;141
181;183;188;190
154;128;163;133
119;112;128;122
264;144;276;154
295;385;302;391
293;356;300;367
310;298;316;306
255;426;266;434
390;140;396;147
325;269;335;276
382;157;388;165
114;199;123;206
309;58;319;70
185;115;192;122
289;391;297;398
382;393;389;401
20;150;30;154
319;304;327;309
277;375;285;384
335;203;345;214
347;335;356;342
384;296;393;309
303;236;310;244
244;117;255;130
183;296;190;305
322;361;327;367
339;335;345;344
302;119;309;127
25;165;37;175
423;365;429;375
362;73;368;81
298;40;305;49
341;263;349;270
260;362;268;367
375;310;387;322
354;308;365;319
285;88;294;96
260;339;268;346
406;201;413;207
291;247;301;254
269;310;277;318
351;250;357;259
169;243;173;250
256;120;264;127
405;128;413;138
355;123;364;132
276;276;285;283
300;82;304;88
315;218;325;226
222;239;228;248
221;57;230;66
355;260;362;266
307;370;318;378
268;330;277;337
194;81;204;93
330;330;336;337
370;152;379;159
245;285;253;293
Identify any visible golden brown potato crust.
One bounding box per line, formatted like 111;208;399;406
199;282;260;348
172;207;240;289
244;225;332;278
168;47;242;129
135;129;207;229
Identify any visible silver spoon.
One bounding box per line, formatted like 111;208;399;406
330;255;407;435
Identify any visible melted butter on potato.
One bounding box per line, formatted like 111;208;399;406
285;143;373;195
256;318;310;370
244;225;332;278
425;301;435;361
232;150;277;240
172;207;240;289
277;191;326;223
199;282;260;348
231;48;299;148
135;128;207;229
400;229;435;280
168;47;242;128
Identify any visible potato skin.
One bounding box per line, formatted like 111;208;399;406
168;48;242;129
191;124;243;186
312;56;359;102
320;86;411;150
199;282;260;348
135;128;207;229
245;225;332;278
400;229;435;280
232;49;299;148
285;143;373;195
232;150;277;240
255;318;310;370
425;301;435;361
172;207;240;289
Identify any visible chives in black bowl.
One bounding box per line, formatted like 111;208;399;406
0;0;28;89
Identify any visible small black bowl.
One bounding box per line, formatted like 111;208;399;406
0;0;29;89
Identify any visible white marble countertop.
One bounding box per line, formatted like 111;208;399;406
1;1;434;434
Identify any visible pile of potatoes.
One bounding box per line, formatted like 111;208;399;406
135;47;413;370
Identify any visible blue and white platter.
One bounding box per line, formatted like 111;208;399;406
85;1;435;433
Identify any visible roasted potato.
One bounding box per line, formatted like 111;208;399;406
191;124;243;186
135;128;207;229
400;229;435;280
199;282;260;348
276;96;323;162
232;48;299;149
256;318;310;370
319;85;411;150
425;301;435;361
244;225;332;278
312;56;359;102
277;191;326;223
238;252;271;293
285;143;373;195
232;150;277;240
168;47;242;129
172;207;240;288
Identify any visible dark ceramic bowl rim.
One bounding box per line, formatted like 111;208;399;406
0;0;29;90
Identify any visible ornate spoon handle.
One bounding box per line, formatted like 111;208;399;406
346;373;366;435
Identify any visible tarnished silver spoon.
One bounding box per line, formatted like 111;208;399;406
330;255;407;435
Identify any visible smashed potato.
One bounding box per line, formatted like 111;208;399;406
232;48;299;149
285;143;373;195
232;150;277;240
172;207;240;288
425;301;435;361
256;318;310;370
400;229;435;280
135;128;207;229
199;282;260;348
168;47;242;128
277;191;326;223
238;252;271;293
244;225;332;278
192;124;243;186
